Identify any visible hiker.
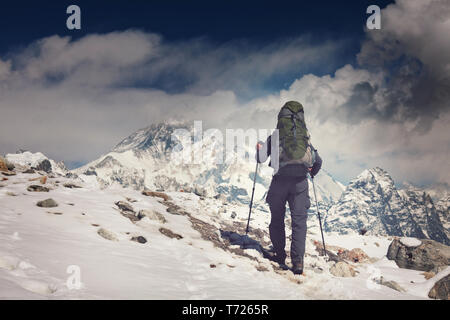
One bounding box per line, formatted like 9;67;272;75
256;101;322;275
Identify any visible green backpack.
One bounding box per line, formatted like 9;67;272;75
276;101;315;167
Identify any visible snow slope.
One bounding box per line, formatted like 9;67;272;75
0;169;447;300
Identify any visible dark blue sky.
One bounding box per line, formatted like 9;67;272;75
1;0;394;55
0;0;395;99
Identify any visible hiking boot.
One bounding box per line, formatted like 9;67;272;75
263;249;288;269
273;252;289;270
291;259;304;275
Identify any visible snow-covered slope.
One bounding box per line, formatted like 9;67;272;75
1;167;448;299
5;151;67;176
73;122;345;207
324;168;449;245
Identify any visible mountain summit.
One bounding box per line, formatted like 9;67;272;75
325;167;449;245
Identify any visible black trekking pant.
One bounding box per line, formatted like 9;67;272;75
266;175;311;263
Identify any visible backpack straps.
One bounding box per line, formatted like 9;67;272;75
278;107;306;128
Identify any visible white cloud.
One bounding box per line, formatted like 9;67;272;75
0;0;449;187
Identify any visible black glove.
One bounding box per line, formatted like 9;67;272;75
309;162;320;178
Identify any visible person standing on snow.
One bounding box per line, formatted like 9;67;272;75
256;101;322;275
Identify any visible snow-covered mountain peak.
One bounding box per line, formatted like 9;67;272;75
354;167;393;189
5;151;67;175
112;121;192;154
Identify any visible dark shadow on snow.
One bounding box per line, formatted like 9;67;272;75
219;229;279;263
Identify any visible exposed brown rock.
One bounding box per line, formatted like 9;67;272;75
138;209;167;223
159;227;183;240
63;183;82;189
422;271;436;280
36;198;58;208
387;238;450;272
142;190;171;201
330;262;357;277
428;274;449;300
27;185;50;192
1;171;16;176
97;228;118;241
115;201;135;213
0;156;8;172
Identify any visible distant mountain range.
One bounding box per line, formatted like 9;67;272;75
324;167;449;245
5;122;448;244
73;122;345;207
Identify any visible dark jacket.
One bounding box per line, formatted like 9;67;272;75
256;134;322;178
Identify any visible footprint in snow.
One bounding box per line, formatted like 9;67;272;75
0;254;58;296
18;279;57;296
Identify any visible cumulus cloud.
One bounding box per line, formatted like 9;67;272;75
0;0;449;187
0;30;337;164
356;0;450;132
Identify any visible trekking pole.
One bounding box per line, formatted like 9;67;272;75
246;161;259;235
310;175;327;258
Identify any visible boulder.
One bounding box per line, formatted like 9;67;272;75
142;190;171;201
329;261;357;277
115;201;135;213
97;228;118;241
428;274;450;300
387;238;450;272
63;183;82;189
36;159;52;173
339;248;370;263
138;209;167;223
159;227;183;240
0;156;8;172
377;277;406;292
131;236;147;244
36;198;58;208
27;185;50;192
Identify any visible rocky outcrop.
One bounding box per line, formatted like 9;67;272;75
428;274;450;300
0;156;8;172
142;190;171;201
387;238;450;272
329;262;357;277
27;185;50;192
138;209;167;223
63;183;82;189
376;277;406;292
36;159;52;173
97;228;118;241
115;201;135;213
36;198;58;208
159;227;183;240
